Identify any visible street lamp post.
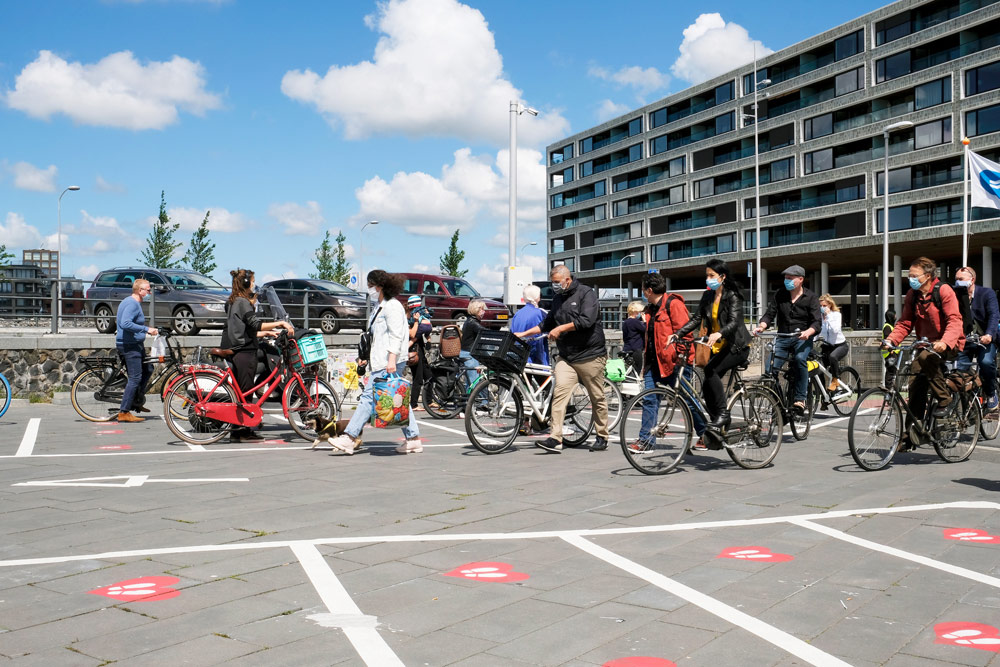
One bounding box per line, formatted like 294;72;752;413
619;253;637;311
741;69;770;320
881;121;915;326
507;101;538;304
57;185;80;330
360;219;378;321
518;241;537;266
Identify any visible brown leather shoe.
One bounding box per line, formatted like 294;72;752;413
117;412;144;423
133;405;151;414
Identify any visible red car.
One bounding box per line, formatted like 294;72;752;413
398;273;510;327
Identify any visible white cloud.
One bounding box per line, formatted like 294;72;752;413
589;65;670;96
0;212;43;248
164;207;248;233
76;264;100;281
69;210;143;250
281;0;568;147
267;200;325;236
10;161;57;192
5;50;222;130
595;99;631;123
671;13;772;85
353;146;546;238
95;175;127;193
412;263;432;272
258;270;297;284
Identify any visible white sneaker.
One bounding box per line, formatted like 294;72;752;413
328;434;358;455
395;438;423;454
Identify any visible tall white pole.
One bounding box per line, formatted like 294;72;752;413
509;101;518;272
56;186;80;329
963;137;970;268
752;50;764;321
882;131;890;326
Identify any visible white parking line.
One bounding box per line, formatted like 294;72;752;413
291;543;403;667
562;534;851;667
417;417;498;443
15;418;40;457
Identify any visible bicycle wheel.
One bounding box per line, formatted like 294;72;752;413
788;376;814;441
848;388;902;471
421;374;463;419
726;386;783;469
619;387;692;475
689;366;705;396
0;373;10;419
934;394;980;463
981;395;1000;440
158;367;188;420
465;375;522;454
564;382;598;447
70;366;122;422
163;371;237;445
831;367;862;417
576;378;624;436
284;376;341;441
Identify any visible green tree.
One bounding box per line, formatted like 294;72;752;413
310;230;335;280
184;210;217;275
140;191;183;268
0;243;13;267
332;230;350;284
439;229;467;278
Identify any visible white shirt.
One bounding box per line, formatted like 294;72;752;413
367;298;409;373
821;310;846;345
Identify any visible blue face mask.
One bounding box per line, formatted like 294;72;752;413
956;280;971;288
784;278;797;291
706;278;721;290
821;306;829;314
909;276;923;290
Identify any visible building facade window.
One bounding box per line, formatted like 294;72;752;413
913;117;952;149
835;66;864;97
768;157;794;183
835;29;864;60
804;148;833;174
915;76;952;109
550;144;572;165
650;107;667;129
876;51;911;83
966;60;1000;96
804;113;833;140
967;103;1000;136
694;177;714;199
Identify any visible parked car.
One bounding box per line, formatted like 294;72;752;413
533;281;554;311
260;278;365;334
398;273;510;327
86;267;229;335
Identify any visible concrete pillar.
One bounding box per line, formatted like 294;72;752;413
869;266;879;330
812;270;821;294
663;276;671;291
984;246;993;288
893;255;902;316
626;281;633;301
821;262;829;296
850;272;858;330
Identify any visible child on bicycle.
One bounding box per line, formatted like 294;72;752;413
621;300;646;375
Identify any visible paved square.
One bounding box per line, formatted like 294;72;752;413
3;402;1000;665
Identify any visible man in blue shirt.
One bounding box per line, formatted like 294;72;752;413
510;284;548;365
955;267;1000;408
115;279;158;422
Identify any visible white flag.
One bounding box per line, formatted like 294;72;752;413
969;149;1000;211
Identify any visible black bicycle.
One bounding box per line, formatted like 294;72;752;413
756;330;816;441
70;328;195;422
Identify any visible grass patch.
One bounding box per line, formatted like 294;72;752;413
213;633;231;639
415;507;466;520
165;517;198;524
236;528;275;538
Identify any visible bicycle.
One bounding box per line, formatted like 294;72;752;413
756;330;820;441
162;330;340;444
619;339;783;474
847;337;980;471
610;350;704;398
955;334;1000;441
421;343;484;419
70;327;191;422
0;371;10;419
804;336;863;417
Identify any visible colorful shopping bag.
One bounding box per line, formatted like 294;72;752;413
369;373;411;429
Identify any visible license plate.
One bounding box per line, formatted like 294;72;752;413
497;314;509;320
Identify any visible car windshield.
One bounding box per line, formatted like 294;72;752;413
164;272;225;290
310;280;358;296
442;279;480;298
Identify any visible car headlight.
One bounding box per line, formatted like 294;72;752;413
336;299;358;306
201;303;226;312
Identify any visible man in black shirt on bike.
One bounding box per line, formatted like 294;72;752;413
753;264;821;413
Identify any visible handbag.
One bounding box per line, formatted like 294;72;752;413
369;373;411;429
357;305;382;362
695;322;712;367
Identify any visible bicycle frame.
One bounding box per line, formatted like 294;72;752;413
881;340;944;437
495;363;556;423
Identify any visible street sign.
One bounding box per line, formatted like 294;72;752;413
648;269;658;274
747;262;753;278
348;271;359;289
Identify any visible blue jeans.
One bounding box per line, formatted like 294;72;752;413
345;371;419;440
957;341;998;397
118;343;152;413
769;337;811;402
639;366;707;440
458;350;479;391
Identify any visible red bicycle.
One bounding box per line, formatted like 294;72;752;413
162;331;340;444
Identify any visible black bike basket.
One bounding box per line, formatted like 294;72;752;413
470;330;531;374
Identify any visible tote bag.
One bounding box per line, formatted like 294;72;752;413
369;373;411;429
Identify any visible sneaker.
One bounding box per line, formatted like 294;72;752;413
536;437;563;453
589;436;608;452
627;438;653;453
988;394;999;411
691;437;708;451
328;434;358;455
395;439;423;454
827;379;840;392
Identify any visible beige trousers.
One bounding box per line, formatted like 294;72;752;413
550;356;609;442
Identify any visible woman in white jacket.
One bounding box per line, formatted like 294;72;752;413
329;270;421;455
819;293;849;393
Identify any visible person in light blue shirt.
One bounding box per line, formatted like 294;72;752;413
510;284;548;365
115;279;157;422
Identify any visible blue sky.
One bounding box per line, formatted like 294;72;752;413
1;0;878;294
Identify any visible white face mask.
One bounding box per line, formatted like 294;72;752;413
367;286;379;300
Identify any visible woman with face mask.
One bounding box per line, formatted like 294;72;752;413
818;294;848;393
673;259;751;449
329;270;422;455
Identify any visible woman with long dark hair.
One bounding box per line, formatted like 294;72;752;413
673;258;751;450
221;268;292;442
328;270;422;454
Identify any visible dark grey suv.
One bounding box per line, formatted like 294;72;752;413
261;278;365;334
86;267;230;335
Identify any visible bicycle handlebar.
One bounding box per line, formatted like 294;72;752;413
881;336;941;358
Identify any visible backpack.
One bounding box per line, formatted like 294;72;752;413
439;324;462;358
928;283;973;336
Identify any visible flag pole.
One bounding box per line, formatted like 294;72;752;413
963;137;970;268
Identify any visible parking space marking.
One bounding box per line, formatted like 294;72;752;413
15;418;40;457
790;518;1000;589
13;475;250;488
416;418;497;442
562;534;851;667
290;542;404;667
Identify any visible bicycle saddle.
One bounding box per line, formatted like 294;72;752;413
736;362;749;371
209;348;234;359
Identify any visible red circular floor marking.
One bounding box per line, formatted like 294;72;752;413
95;430;124;435
95;445;132;451
935;622;1000;652
943;528;1000;544
603;658;676;667
443;561;529;583
89;576;180;602
717;546;794;562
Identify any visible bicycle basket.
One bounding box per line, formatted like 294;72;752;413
605;358;626;382
946;370;981;393
296;334;327;368
469;330;530;374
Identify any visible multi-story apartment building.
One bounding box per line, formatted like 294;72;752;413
546;0;1000;328
22;249;58;278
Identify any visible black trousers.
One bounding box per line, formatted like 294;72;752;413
409;340;428;408
231;349;257;396
703;347;750;418
821;341;849;378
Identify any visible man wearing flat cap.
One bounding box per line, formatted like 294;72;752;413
753;264;822;413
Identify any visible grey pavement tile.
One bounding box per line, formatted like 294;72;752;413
219;631;360;666
6;646;104;666
390;629;498;667
338;559;439;596
532;572;646;608
448;652;539;666
960;583;1000;610
680;626;797;666
758;580;880;639
223;610;327;649
0;607;152;658
0;560;117;592
577;617;717;666
109;633;260;666
813;613;926;664
449;597;579;642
